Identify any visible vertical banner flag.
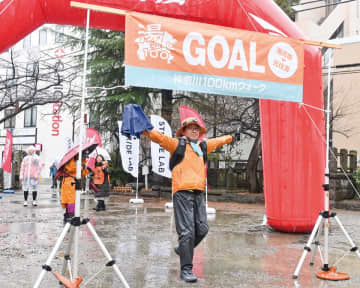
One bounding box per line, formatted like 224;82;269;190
86;128;102;147
179;105;206;141
2;129;12;173
86;128;103;170
118;121;139;178
150;115;172;178
125;12;304;102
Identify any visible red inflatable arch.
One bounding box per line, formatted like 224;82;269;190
0;0;325;232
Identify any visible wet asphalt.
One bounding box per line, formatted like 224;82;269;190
1;184;360;288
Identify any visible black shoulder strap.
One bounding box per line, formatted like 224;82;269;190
169;137;187;171
199;140;207;164
169;138;208;171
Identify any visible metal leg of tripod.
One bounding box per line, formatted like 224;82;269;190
333;215;360;258
61;225;75;281
34;218;130;288
310;220;324;266
85;221;130;288
293;214;324;279
33;223;72;288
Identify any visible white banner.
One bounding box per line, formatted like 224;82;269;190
150;115;172;178
118;121;139;178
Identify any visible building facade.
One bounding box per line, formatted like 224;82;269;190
294;0;360;154
0;24;82;179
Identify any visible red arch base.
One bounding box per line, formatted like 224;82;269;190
0;0;325;232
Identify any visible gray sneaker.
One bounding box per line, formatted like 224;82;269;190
180;268;197;283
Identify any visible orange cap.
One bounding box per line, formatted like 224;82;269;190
176;117;206;137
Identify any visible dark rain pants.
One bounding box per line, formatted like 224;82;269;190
173;190;209;270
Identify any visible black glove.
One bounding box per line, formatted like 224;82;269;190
233;128;241;142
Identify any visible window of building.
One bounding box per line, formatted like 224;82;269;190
6;67;15;80
24;106;37;127
5;67;17;100
23;35;31;49
55;26;65;43
4;109;16;128
39;29;47;46
322;48;330;67
326;0;342;17
26;62;39;78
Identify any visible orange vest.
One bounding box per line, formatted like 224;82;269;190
61;158;89;206
93;163;110;185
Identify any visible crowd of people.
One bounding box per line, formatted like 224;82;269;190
18;106;238;283
20;146;111;223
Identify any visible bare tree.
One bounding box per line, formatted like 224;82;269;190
0;47;82;124
173;92;262;192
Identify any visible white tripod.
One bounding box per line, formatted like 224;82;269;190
293;48;360;280
33;9;129;288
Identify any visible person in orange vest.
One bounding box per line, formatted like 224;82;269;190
61;154;90;223
143;115;238;283
91;155;110;211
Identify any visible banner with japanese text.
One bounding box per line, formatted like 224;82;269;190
150;115;172;178
125;12;304;102
118;121;139;178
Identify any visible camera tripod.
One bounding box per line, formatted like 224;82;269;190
33;186;129;288
34;8;129;287
293;48;360;280
292;183;360;280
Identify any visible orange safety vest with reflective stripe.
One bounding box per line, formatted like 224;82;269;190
143;129;233;194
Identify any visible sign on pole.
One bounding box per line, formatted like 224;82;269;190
150;115;172;178
2;129;12;173
125;12;304;102
118;121;139;178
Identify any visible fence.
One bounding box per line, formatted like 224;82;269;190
206;147;358;194
130;147;357;196
329;147;357;173
328;147;358;201
207;157;263;191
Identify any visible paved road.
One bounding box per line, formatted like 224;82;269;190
1;184;360;287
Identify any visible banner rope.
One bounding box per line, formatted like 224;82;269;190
0;0;15;16
299;102;329;113
301;104;360;199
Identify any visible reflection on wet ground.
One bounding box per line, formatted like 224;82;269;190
0;185;360;287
